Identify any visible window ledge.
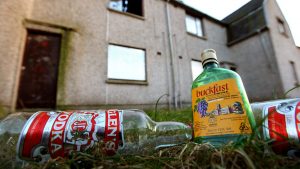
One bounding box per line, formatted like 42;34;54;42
108;8;145;20
280;32;289;38
187;32;207;40
106;79;148;85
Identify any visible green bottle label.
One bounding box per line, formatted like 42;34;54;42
192;78;252;137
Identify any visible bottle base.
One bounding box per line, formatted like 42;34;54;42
193;134;250;147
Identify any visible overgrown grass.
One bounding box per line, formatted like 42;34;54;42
1;108;300;169
13;140;300;169
145;107;193;124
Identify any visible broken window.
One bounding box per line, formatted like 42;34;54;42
220;62;237;72
109;0;143;17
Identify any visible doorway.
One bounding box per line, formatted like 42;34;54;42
17;30;62;109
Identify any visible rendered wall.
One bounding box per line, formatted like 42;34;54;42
1;0;299;111
0;0;32;110
265;0;300;98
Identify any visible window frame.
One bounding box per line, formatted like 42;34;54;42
290;61;300;86
106;44;148;85
191;59;203;81
220;61;238;72
185;13;205;39
108;0;145;19
277;18;288;37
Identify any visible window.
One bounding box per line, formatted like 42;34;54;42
277;18;287;35
191;60;203;80
185;14;204;37
227;8;266;43
109;0;143;17
220;62;237;72
108;45;146;81
290;61;299;86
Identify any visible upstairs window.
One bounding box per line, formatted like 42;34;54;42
191;60;203;80
220;62;237;72
277;18;287;36
109;0;143;17
290;61;299;86
108;44;146;81
185;14;204;37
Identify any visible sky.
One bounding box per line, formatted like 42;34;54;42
182;0;300;47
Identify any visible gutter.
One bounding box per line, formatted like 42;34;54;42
165;0;178;109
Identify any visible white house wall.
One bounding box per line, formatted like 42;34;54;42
0;0;299;111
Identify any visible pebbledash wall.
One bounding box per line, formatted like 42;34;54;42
0;0;299;112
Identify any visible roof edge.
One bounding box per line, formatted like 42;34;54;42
166;0;227;26
222;0;264;24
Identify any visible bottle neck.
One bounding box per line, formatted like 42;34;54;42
203;61;219;70
153;122;192;149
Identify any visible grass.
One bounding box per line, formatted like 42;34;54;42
1;107;300;169
145;107;193;124
0;104;8;120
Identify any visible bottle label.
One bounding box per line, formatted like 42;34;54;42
262;100;300;153
192;78;252;138
18;110;124;162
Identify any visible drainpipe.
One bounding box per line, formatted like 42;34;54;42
165;0;178;109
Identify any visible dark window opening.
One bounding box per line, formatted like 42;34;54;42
277;18;288;36
290;61;299;86
109;0;143;17
229;66;237;72
220;62;237;72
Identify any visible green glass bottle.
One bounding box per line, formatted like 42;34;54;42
192;49;256;146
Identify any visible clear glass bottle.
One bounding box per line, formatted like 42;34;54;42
192;49;256;146
0;113;28;168
0;110;192;164
119;110;192;154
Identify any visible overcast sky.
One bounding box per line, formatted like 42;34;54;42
182;0;300;47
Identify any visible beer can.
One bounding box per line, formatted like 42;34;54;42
17;110;123;163
260;99;300;154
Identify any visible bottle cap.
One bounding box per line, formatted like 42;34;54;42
201;49;218;66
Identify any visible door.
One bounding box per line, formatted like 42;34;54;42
17;30;62;109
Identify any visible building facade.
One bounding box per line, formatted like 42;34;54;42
0;0;299;112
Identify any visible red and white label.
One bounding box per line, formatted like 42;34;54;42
267;106;289;153
21;112;50;158
295;102;300;139
19;110;123;161
104;109;121;155
71;120;87;132
264;100;300;153
49;112;72;158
